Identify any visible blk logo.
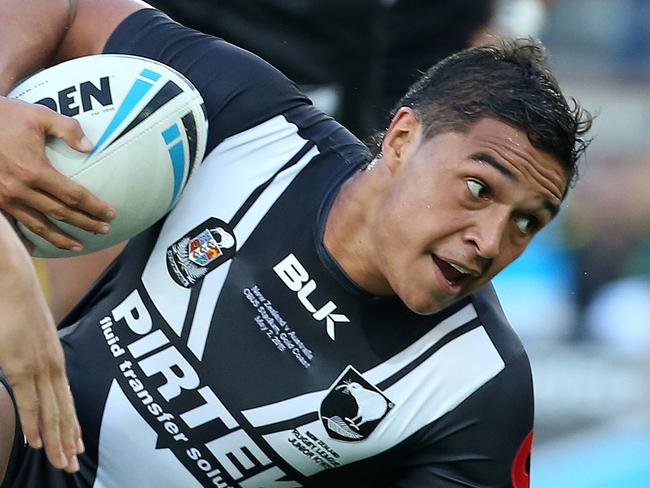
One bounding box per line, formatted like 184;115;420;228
35;76;113;116
273;253;349;340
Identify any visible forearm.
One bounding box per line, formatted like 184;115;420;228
0;214;39;296
0;210;85;473
0;0;75;95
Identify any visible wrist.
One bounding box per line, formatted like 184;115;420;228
0;65;17;96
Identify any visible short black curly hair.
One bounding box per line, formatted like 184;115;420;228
374;38;592;192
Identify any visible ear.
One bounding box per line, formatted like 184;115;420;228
381;107;421;173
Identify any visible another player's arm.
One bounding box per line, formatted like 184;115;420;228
0;212;83;474
0;0;145;475
0;0;147;251
0;0;148;87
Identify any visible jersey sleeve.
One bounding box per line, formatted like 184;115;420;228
391;351;534;488
102;8;310;151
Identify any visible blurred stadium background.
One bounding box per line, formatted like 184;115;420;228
494;0;650;486
35;0;650;486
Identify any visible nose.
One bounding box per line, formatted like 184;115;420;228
467;206;510;260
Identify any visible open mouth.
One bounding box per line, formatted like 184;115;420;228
432;255;473;288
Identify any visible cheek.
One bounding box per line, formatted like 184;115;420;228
506;232;531;258
372;189;431;278
376;181;420;238
490;239;529;276
373;206;415;257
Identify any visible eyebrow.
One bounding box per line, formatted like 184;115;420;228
470;151;560;218
471;151;516;180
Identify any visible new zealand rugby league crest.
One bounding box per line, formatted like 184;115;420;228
320;366;395;442
166;217;236;288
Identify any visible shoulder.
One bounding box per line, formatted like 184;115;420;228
56;0;149;60
396;286;534;484
467;283;533;413
389;289;534;486
103;9;311;148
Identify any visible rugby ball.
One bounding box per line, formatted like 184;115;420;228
8;54;208;258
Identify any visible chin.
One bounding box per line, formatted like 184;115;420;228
401;293;445;316
401;286;470;316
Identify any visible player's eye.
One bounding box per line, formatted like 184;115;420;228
514;215;539;235
466;179;489;199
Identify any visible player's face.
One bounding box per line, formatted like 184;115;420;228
372;114;567;315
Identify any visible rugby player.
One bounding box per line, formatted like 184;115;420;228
0;0;591;486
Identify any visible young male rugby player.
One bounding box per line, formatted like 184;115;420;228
0;0;591;486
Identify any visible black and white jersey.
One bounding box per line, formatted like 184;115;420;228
2;9;533;488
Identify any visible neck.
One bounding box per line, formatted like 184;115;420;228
323;159;394;295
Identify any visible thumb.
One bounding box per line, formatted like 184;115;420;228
39;108;93;153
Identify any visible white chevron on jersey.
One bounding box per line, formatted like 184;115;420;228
95;382;202;487
187;144;320;359
242;303;478;427
141;115;318;349
185;262;232;358
262;326;505;477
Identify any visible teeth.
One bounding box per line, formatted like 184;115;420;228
449;262;472;275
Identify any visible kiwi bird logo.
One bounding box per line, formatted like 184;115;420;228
321;367;395;442
336;381;389;430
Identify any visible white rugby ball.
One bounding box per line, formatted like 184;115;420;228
9;54;208;258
